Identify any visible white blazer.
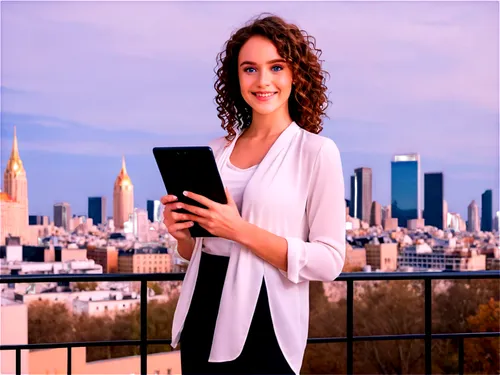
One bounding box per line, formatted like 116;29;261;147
171;121;346;374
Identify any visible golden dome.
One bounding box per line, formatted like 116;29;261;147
5;126;25;177
115;155;133;187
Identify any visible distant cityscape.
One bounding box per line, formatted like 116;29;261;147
1;126;499;374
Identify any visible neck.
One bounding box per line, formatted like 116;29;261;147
245;108;293;139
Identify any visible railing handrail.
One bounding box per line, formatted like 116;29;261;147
1;270;498;375
1;269;498;284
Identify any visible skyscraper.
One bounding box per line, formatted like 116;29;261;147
481;189;493;232
350;167;372;222
391;154;421;228
467;200;480;232
424;172;444;229
1;126;30;244
88;197;107;225
113;156;134;229
349;175;355;217
147;199;162;223
54;202;71;231
370;201;382;227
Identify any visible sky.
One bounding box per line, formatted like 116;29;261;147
1;1;498;221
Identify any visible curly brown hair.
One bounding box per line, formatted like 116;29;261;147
214;14;331;140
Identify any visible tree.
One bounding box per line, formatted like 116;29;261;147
464;298;499;374
147;281;163;296
28;300;75;344
352;280;426;374
74;282;98;291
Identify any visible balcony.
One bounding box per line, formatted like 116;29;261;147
1;270;499;375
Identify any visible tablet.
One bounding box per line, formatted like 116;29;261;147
152;146;227;237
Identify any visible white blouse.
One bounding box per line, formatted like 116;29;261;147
171;122;346;374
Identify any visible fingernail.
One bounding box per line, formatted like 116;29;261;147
183;191;188;196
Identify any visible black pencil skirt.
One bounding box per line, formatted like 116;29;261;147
179;251;294;375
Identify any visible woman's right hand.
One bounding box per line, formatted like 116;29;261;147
160;194;194;242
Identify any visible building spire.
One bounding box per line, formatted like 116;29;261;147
115;154;132;187
5;125;25;176
121;155;127;173
11;126;20;160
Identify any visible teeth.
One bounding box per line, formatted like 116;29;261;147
256;93;274;97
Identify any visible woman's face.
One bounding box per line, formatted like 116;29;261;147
237;35;293;117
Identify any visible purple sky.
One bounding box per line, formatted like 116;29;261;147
1;1;498;220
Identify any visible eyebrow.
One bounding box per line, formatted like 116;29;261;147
239;58;287;67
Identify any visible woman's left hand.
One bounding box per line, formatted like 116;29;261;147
178;188;246;241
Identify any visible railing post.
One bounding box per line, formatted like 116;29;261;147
458;337;464;375
67;347;72;375
16;348;21;375
347;279;354;375
141;280;148;375
425;278;432;375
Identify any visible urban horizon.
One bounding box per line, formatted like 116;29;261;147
1;1;498;220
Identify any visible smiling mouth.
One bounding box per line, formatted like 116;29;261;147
252;92;277;98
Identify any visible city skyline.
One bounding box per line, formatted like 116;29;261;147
1;1;498;218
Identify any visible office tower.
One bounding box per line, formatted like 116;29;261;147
467;200;480;232
391;154;421;228
442;200;448;229
113;156;134;229
370;201;382;227
147;200;162;223
28;215;48;226
424;173;444;229
350;168;372;222
133;208;149;242
54;202;71;230
88;197;107;225
349;176;355;217
382;205;392;221
1;126;29;245
481;189;493;231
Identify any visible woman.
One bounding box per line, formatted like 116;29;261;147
161;14;346;375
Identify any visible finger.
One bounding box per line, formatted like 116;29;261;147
164;201;183;212
183;191;214;209
168;221;194;232
160;194;178;205
171;211;195;222
179;202;210;218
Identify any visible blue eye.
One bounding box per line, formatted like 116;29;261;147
271;65;284;72
244;67;256;73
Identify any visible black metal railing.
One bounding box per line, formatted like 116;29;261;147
1;270;499;375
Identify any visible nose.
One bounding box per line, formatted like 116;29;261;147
257;69;271;88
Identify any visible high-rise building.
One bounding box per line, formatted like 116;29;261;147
1;126;30;245
391;154;421;228
442;200;448;229
133;208;149;242
370;201;382;227
113;156;134;229
29;215;48;225
54;202;71;231
467;200;480;232
349;176;355;217
350;167;372;222
424;172;444;229
481;189;493;232
88;197;107;225
147;200;162;223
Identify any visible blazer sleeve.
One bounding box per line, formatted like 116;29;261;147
281;138;346;283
